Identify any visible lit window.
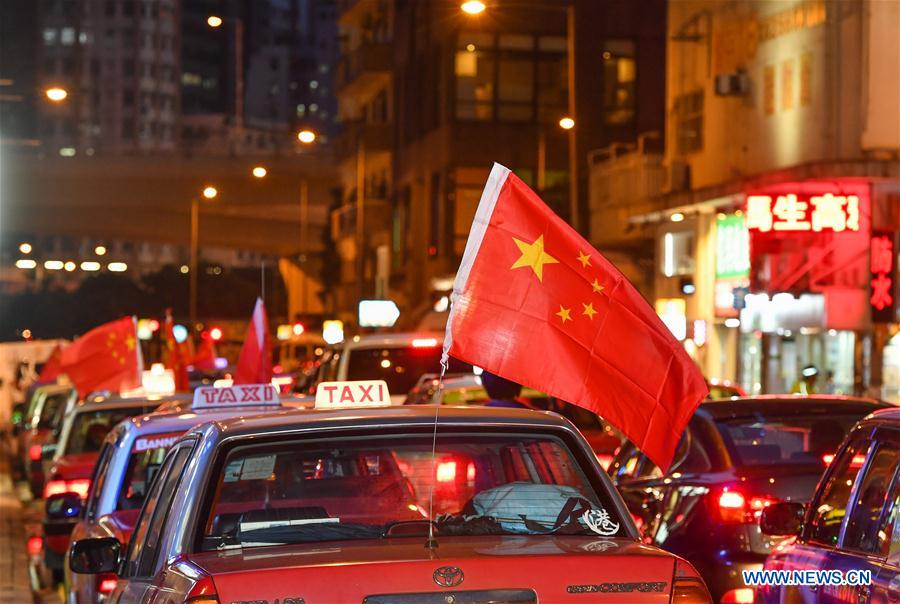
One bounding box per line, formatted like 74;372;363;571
602;40;636;125
674;90;703;154
61;28;76;45
43;28;57;45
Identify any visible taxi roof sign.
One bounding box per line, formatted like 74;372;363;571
315;380;392;409
193;383;280;409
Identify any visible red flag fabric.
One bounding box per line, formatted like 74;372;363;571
192;335;218;372
162;312;190;392
38;344;63;383
60;317;143;398
443;164;708;471
234;297;272;385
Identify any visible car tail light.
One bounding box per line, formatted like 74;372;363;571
821;453;835;465
720;587;755;603
186;574;219;603
713;487;776;524
411;338;438;348
595;453;614;470
29;444;44;461
96;573;118;595
26;536;43;556
436;461;457;482
822;453;867;467
671;559;711;603
43;478;91;500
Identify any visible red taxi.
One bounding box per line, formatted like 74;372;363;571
70;381;712;603
41;396;163;579
55;384;286;603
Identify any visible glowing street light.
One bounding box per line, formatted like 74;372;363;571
297;129;317;144
202;186;218;200
94;244;107;256
45;87;68;102
206;15;223;28
18;243;32;254
461;1;486;15
558;116;575;130
252;166;267;178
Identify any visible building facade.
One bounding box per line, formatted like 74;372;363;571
330;0;668;327
617;0;899;399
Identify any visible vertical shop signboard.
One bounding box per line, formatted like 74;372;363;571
715;213;750;317
870;229;896;323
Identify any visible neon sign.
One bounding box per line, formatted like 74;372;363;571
746;193;860;233
870;230;896;323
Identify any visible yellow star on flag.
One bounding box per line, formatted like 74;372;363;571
582;302;598;320
125;335;135;351
556;305;572;323
577;251;591;268
510;234;558;282
591;278;605;294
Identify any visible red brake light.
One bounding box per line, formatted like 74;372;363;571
714;488;776;524
850;454;866;468
26;536;43;556
720;587;755;603
822;453;835;465
43;479;67;499
29;444;44;461
186;574;219;603
97;573;118;594
436;461;457;482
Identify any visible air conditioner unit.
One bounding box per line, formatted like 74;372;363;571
667;160;691;193
714;72;749;96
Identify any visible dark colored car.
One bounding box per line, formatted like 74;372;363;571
757;406;899;604
608;395;889;604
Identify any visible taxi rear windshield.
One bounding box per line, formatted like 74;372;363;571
345;346;471;395
66;406;155;455
200;433;623;550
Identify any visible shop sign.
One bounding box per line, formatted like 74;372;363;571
715;214;750;317
870;230;896;323
746;192;860;233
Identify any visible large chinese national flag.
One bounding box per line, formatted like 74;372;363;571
443;164;708;471
60;317;143;397
234;297;272;385
38;344;63;383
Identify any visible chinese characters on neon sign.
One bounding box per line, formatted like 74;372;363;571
870;230;896;323
746;193;860;232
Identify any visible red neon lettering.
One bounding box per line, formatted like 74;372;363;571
871;273;894;310
871;236;894;274
358;384;374;402
219;389;237;403
240;386;261;402
321;385;337;403
340;386;354;403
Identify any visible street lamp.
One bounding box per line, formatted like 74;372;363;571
207;15;243;127
558;116;575;130
45;87;68;102
190;186;219;326
297;129;317;144
461;1;487;15
463;1;580;232
18;243;32;254
252;166;267;178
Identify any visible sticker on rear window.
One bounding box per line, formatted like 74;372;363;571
582;508;620;536
239;455;277;480
224;460;244;483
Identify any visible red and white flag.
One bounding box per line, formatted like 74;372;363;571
234;297;272;385
443;163;708;471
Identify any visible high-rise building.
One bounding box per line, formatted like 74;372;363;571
25;0;182;156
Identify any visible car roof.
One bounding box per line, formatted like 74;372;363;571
697;395;889;420
72;395;181;413
193;405;572;442
112;405;291;441
865;406;900;423
342;332;444;350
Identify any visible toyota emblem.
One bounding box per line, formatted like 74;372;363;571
433;566;465;588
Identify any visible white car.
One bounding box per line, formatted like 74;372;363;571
313;332;471;404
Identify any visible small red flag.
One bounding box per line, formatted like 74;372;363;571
234;297;272;385
162;311;190;392
192;336;218;372
38;344;63;383
443;164;708;471
59;317;143;397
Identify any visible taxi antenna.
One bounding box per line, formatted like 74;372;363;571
260;261;266;301
425;358;448;550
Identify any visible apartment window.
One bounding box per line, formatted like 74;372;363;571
602;39;636;124
60;27;76;45
661;231;695;277
781;58;794;111
537;43;566;123
674;90;703;155
455;32;495;120
43;28;57;45
498;50;534;121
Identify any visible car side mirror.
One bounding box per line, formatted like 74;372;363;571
759;501;805;536
70;537;120;574
41;444;57;460
46;492;83;521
